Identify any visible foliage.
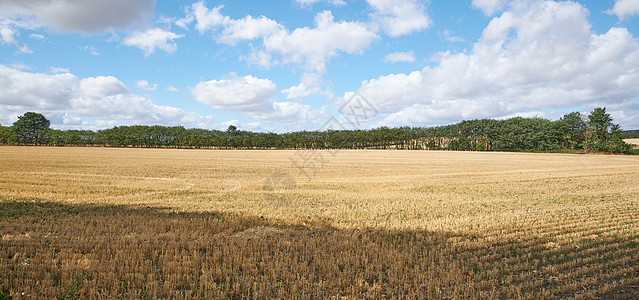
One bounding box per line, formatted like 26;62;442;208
555;112;587;150
0;107;632;154
11;112;51;145
0;126;12;144
583;107;631;154
622;130;639;139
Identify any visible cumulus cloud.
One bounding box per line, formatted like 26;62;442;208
218;15;282;45
180;1;378;102
383;51;415;63
367;0;431;37
190;72;327;129
183;2;377;73
185;2;281;45
605;0;639;20
0;64;76;110
282;73;328;99
349;1;639;128
263;10;378;72
0;0;155;33
189;1;226;33
0;64;215;129
191;74;277;112
78;76;129;98
166;86;180;92
472;0;509;16
123;28;183;56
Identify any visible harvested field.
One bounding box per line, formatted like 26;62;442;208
1;147;638;299
624;138;639;149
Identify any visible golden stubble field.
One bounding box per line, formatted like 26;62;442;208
624;138;639;149
1;146;638;299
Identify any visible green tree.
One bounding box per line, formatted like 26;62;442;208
226;125;238;134
584;107;631;154
588;108;612;140
12;112;51;145
0;125;12;144
556;112;587;150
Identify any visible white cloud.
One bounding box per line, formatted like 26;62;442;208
383;51;415;63
0;0;155;33
294;0;346;7
166;86;180;92
136;80;158;91
263;10;378;72
605;0;639;20
84;45;99;55
191;74;277;112
0;64;215;130
472;0;509;16
349;1;639;128
0;26;31;53
246;101;328;130
282;73;330;99
49;67;70;74
0;64;76;110
9;63;32;70
185;1;283;45
191;1;227;33
175;12;194;30
189;72;327;129
218;15;282;45
29;33;45;41
0;27;17;44
604;100;639;129
443;30;465;43
367;0;431;37
78;76;129;99
183;3;377;73
241;49;275;69
123;28;183;56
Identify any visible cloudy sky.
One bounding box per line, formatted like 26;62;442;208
0;0;638;132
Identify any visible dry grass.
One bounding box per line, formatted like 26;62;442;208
1;146;638;299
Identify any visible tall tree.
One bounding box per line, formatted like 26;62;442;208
227;125;238;134
588;108;612;141
12;112;51;145
556;112;587;149
584;107;631;153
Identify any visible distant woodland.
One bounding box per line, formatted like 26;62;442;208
0;107;634;154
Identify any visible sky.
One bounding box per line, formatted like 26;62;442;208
0;0;638;132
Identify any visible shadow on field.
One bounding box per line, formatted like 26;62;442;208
0;200;637;299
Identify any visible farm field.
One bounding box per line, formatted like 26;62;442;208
1;146;638;299
624;138;639;149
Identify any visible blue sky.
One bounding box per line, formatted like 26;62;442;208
1;0;638;132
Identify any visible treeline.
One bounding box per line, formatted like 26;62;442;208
0;108;633;154
623;130;639;139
